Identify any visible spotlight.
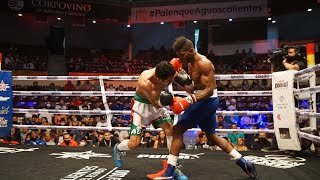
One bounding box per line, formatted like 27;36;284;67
18;13;22;17
92;20;96;24
272;20;276;24
307;9;312;12
193;20;197;23
127;24;131;28
268;17;272;21
57;17;61;20
229;18;233;22
160;22;164;24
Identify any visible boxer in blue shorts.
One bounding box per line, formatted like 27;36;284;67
148;36;258;179
178;94;219;134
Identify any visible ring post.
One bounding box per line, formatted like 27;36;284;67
306;43;317;131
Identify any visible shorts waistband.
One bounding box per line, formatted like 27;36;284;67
134;92;151;104
211;89;218;97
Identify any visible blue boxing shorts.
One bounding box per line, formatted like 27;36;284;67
177;96;219;134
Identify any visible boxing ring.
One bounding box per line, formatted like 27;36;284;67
1;63;320;179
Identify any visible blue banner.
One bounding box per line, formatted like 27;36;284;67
0;71;12;138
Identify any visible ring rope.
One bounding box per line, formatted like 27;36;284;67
14;108;320;117
10;63;320;81
12;124;275;134
12;109;274;116
293;86;320;94
298;131;320;143
13;90;272;97
294;63;320;77
296;111;320;118
12;74;272;81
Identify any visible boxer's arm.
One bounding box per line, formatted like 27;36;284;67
174;69;194;94
141;81;162;108
194;61;214;101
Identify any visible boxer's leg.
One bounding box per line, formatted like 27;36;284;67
113;113;142;167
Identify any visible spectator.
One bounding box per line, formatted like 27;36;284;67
85;116;97;126
195;132;213;149
23;61;35;70
245;124;259;149
48;83;58;91
96;117;109;127
74;81;83;90
10;128;21;143
82;80;92;91
153;130;167;149
43;132;56;145
241;80;250;91
251;132;271;150
55;100;67;110
216;115;229;129
93;133;105;147
140;131;154;148
92;102;101;111
59;133;78;146
106;84;116;91
20;128;30;143
227;99;237;111
54;115;67;126
79;100;90;110
27;114;40;125
29;81;41;91
100;131;120;147
25;131;46;145
64;81;75;91
234;137;248;151
79;139;88;147
248;48;256;57
228;123;245;146
73;96;82;107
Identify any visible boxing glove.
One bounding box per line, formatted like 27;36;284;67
174;71;193;86
158;91;174;107
170;95;196;114
170;58;182;72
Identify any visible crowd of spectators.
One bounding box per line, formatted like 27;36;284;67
1;44;48;71
65;47;270;74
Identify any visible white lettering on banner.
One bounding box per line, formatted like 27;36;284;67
274;81;288;89
49;150;111;159
131;0;267;23
243;155;305;169
0;106;9;114
61;167;130;180
0;80;10;91
31;0;91;12
0;117;9;127
0;147;39;154
0;96;10;101
137;153;204;160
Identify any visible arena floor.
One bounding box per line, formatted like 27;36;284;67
0;145;319;180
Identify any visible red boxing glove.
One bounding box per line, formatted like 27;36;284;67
170;58;182;72
170;96;196;114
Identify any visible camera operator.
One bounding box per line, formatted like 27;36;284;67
264;46;308;153
268;46;306;72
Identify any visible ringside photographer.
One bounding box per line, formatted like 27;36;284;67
268;46;307;72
